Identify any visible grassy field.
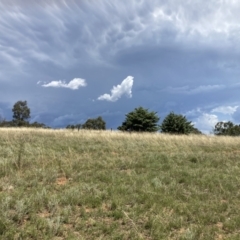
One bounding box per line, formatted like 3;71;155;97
1;128;240;239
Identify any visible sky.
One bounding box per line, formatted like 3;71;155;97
1;0;240;133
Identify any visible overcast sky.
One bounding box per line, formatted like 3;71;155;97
1;0;240;133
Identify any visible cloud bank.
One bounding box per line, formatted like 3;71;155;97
165;84;226;94
98;76;134;102
41;78;87;90
193;113;219;134
211;106;239;115
1;1;240;133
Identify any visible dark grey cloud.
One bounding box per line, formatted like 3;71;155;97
1;0;240;132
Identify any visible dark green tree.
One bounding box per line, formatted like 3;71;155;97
213;121;240;136
66;124;82;131
0;115;5;127
117;107;160;132
12;101;31;126
75;124;82;131
30;121;49;128
66;124;75;130
82;116;106;130
191;127;202;135
0;119;14;127
160;112;195;134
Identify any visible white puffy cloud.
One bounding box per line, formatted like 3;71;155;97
185;107;220;134
186;105;240;134
193;113;219;134
98;76;134;102
41;78;87;90
211;105;239;115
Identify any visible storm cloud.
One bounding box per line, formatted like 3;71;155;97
1;0;240;132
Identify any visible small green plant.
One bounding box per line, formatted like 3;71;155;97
16;138;25;170
0;220;6;235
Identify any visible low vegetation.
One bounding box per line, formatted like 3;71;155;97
1;128;240;239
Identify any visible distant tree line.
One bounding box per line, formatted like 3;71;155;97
66;117;106;131
1;100;240;136
213;121;240;136
0;101;49;128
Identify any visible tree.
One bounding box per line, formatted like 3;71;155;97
0;115;5;127
12;100;31;126
0;115;14;127
66;124;82;131
213;121;240;136
75;124;82;131
82;116;106;130
30;121;50;128
0;121;14;127
191;127;202;135
160;112;195;134
117;107;160;132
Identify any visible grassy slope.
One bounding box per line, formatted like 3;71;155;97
0;128;240;239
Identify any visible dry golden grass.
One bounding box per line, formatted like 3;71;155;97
1;128;240;239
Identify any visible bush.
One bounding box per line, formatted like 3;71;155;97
118;107;160;132
161;112;196;134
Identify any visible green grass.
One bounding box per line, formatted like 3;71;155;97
1;128;240;239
